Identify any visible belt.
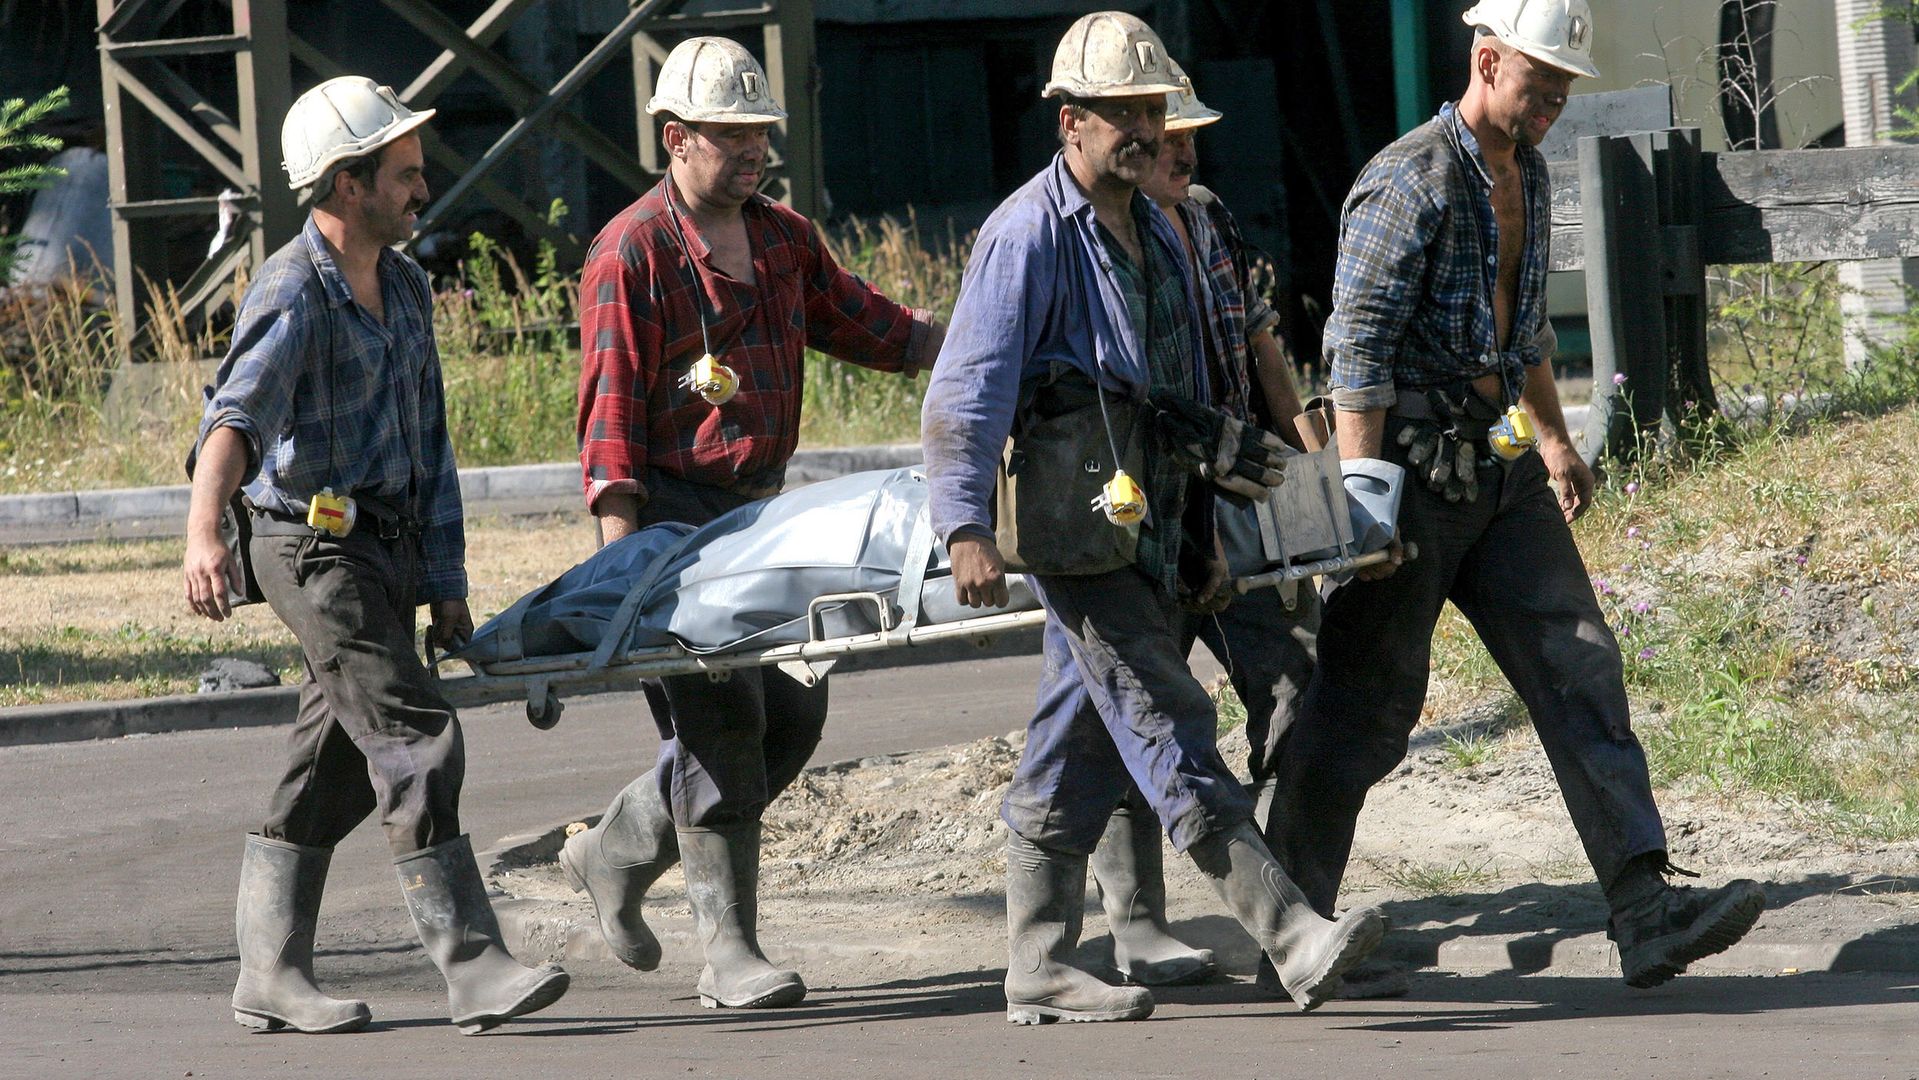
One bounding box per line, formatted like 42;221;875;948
245;495;421;541
1389;388;1496;442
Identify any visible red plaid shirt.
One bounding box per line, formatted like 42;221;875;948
577;179;933;511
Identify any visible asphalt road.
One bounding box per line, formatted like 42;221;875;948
2;653;1913;1080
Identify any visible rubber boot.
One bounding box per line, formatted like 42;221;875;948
395;835;571;1034
230;834;371;1034
1188;822;1385;1013
559;769;678;970
1089;804;1216;986
1004;833;1156;1024
678;823;807;1009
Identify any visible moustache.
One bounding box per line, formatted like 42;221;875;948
1118;139;1160;160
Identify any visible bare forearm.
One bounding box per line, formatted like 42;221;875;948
1518;359;1575;450
595;490;643;545
187;427;247;542
1336;407;1388;460
1250;329;1305;451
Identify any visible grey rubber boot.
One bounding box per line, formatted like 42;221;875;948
1089;804;1216;986
231;834;371;1034
395;835;571;1034
559;769;678;970
1004;833;1156;1025
1188;822;1385;1013
678;823;806;1009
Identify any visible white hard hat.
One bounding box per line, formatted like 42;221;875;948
1462;0;1600;79
645;36;788;124
280;76;434;192
1043;11;1185;100
1164;59;1222;132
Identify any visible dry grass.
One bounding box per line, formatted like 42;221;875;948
0;211;975;495
1427;404;1919;838
0;510;598;707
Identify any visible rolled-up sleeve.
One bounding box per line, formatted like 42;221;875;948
920;218;1052;546
577;244;658;514
800;226;928;373
1324;160;1442;412
190;281;312;482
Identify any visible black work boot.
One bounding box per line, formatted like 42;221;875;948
678;823;806;1009
1004;833;1155;1024
395;835;570;1034
1089;804;1216;986
560;769;678;970
1611;878;1766;988
1189;822;1385;1012
231;834;371;1034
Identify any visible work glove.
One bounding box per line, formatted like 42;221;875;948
1397;422;1480;503
1147;391;1287;503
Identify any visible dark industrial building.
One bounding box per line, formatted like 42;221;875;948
0;1;1485;369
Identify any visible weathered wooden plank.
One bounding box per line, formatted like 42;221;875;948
1704;145;1919;264
1549;144;1919;270
1539;85;1673;163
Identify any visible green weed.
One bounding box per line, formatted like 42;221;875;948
1211;678;1247;735
1376;857;1497;896
1440;729;1499;770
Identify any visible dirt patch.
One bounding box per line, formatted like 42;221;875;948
496;685;1919;981
1785;579;1919;683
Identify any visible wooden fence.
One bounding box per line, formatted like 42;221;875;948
1549;128;1919;459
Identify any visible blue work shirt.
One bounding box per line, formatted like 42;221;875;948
192;216;467;601
1324;102;1553;411
920;152;1207;548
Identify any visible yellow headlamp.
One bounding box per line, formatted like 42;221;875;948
1488;406;1539;461
679;353;739;405
1091;469;1148;526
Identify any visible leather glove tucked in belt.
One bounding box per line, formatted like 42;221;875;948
1397;422;1481;503
1147;391;1288;502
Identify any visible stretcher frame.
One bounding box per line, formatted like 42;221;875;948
432;449;1399;729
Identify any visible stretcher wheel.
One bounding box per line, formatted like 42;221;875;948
527;685;563;730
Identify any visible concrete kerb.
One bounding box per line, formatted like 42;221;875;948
0;443;928;545
479;819;1919;983
0;684;302;747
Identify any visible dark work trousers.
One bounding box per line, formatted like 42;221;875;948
1269;419;1668;916
251;529;464;856
1002;567;1255;855
1108;573;1319;845
631;469;828;829
1183;584;1320;791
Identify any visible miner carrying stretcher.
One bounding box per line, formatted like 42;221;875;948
1264;0;1766;989
921;11;1386;1024
563;36;945;1010
184;76;567;1035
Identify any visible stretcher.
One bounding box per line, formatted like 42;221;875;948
431;452;1404;730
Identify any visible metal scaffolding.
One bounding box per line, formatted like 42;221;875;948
95;0;821;360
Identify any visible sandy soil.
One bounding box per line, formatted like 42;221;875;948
495;677;1919;981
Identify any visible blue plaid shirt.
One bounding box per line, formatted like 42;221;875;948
1324;102;1552;411
921;152;1208;554
193;216;466;601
